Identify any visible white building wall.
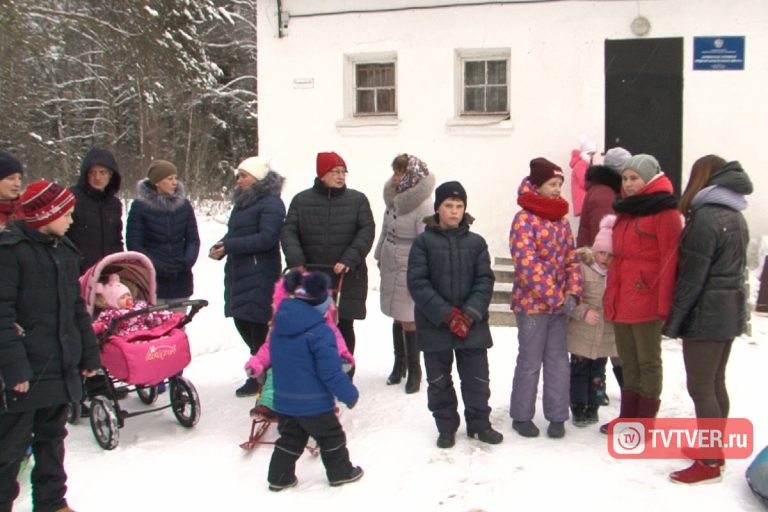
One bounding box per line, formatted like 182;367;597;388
258;0;768;259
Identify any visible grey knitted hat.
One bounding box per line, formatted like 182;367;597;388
603;147;632;174
622;154;660;183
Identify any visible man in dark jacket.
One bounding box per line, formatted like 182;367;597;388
69;147;124;271
280;152;375;367
407;181;503;449
0;181;101;512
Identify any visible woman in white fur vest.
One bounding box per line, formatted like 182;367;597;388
374;154;435;393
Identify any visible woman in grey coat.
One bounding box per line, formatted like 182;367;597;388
374;154;435;393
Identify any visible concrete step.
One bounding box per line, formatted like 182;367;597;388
489;304;516;327
493;265;515;284
492;286;512;305
495;256;513;267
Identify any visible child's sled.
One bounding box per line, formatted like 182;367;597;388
747;444;768;507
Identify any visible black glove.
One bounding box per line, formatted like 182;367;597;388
347;399;357;410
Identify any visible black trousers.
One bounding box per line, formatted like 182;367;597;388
0;404;69;512
234;318;270;355
423;348;492;435
337;318;356;355
268;411;353;485
569;355;608;407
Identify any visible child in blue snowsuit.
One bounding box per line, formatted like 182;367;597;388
266;270;363;491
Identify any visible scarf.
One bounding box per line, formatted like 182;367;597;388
0;199;15;216
517;193;569;221
396;156;429;193
691;184;747;212
612;192;677;217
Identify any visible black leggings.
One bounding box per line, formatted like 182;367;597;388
234;319;269;355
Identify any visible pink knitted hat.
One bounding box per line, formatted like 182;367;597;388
96;274;132;309
592;214;616;253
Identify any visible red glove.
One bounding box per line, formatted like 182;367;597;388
445;307;471;338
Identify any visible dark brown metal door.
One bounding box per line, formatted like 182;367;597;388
605;38;683;195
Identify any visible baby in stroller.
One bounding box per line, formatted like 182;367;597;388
92;273;179;338
243;271;355;417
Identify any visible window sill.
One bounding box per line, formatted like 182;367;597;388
445;115;513;135
336;116;400;128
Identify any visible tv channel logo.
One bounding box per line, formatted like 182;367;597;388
610;421;645;456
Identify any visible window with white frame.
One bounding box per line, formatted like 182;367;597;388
342;52;397;122
355;63;395;115
455;48;510;117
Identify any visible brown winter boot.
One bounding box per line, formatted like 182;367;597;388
386;323;406;385
404;330;421;394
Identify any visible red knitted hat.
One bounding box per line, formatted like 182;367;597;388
316;152;346;179
20;181;76;228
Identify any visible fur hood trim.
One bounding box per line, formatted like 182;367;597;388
135;179;188;212
383;173;435;215
233;171;285;209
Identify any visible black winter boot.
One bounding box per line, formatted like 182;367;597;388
386;323;406;385
612;364;624;390
404;330;421;394
585;405;599;424
571;405;588;427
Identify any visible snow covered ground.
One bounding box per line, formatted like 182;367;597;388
14;214;768;511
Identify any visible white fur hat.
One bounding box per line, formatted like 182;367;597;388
236;156;271;180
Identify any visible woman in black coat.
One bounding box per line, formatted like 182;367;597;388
209;157;286;397
126;160;200;303
664;156;752;484
280;152;375;366
68;147;124;271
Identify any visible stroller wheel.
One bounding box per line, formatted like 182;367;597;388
66;401;82;425
170;376;200;428
89;396;120;450
136;385;159;405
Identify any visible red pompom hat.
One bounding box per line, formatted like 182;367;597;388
20;181;76;228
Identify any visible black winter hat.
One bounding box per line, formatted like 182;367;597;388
434;181;467;211
0;151;23;181
283;270;331;306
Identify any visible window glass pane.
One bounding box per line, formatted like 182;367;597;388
377;89;395;113
380;65;394;86
357;63;394;87
357;65;376;87
487;60;506;85
464;87;485;112
356;89;375;113
487;86;507;112
465;61;485;86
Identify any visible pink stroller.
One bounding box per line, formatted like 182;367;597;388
76;251;208;450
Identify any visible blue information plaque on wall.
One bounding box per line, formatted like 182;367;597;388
693;36;745;70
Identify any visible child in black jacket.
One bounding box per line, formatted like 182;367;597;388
406;181;503;449
0;181;101;512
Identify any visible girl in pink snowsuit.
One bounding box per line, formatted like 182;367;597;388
244;274;355;380
93;273;178;338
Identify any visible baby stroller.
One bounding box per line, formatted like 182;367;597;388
75;251;208;450
240;266;347;453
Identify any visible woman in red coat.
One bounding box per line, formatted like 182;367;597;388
602;154;682;421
